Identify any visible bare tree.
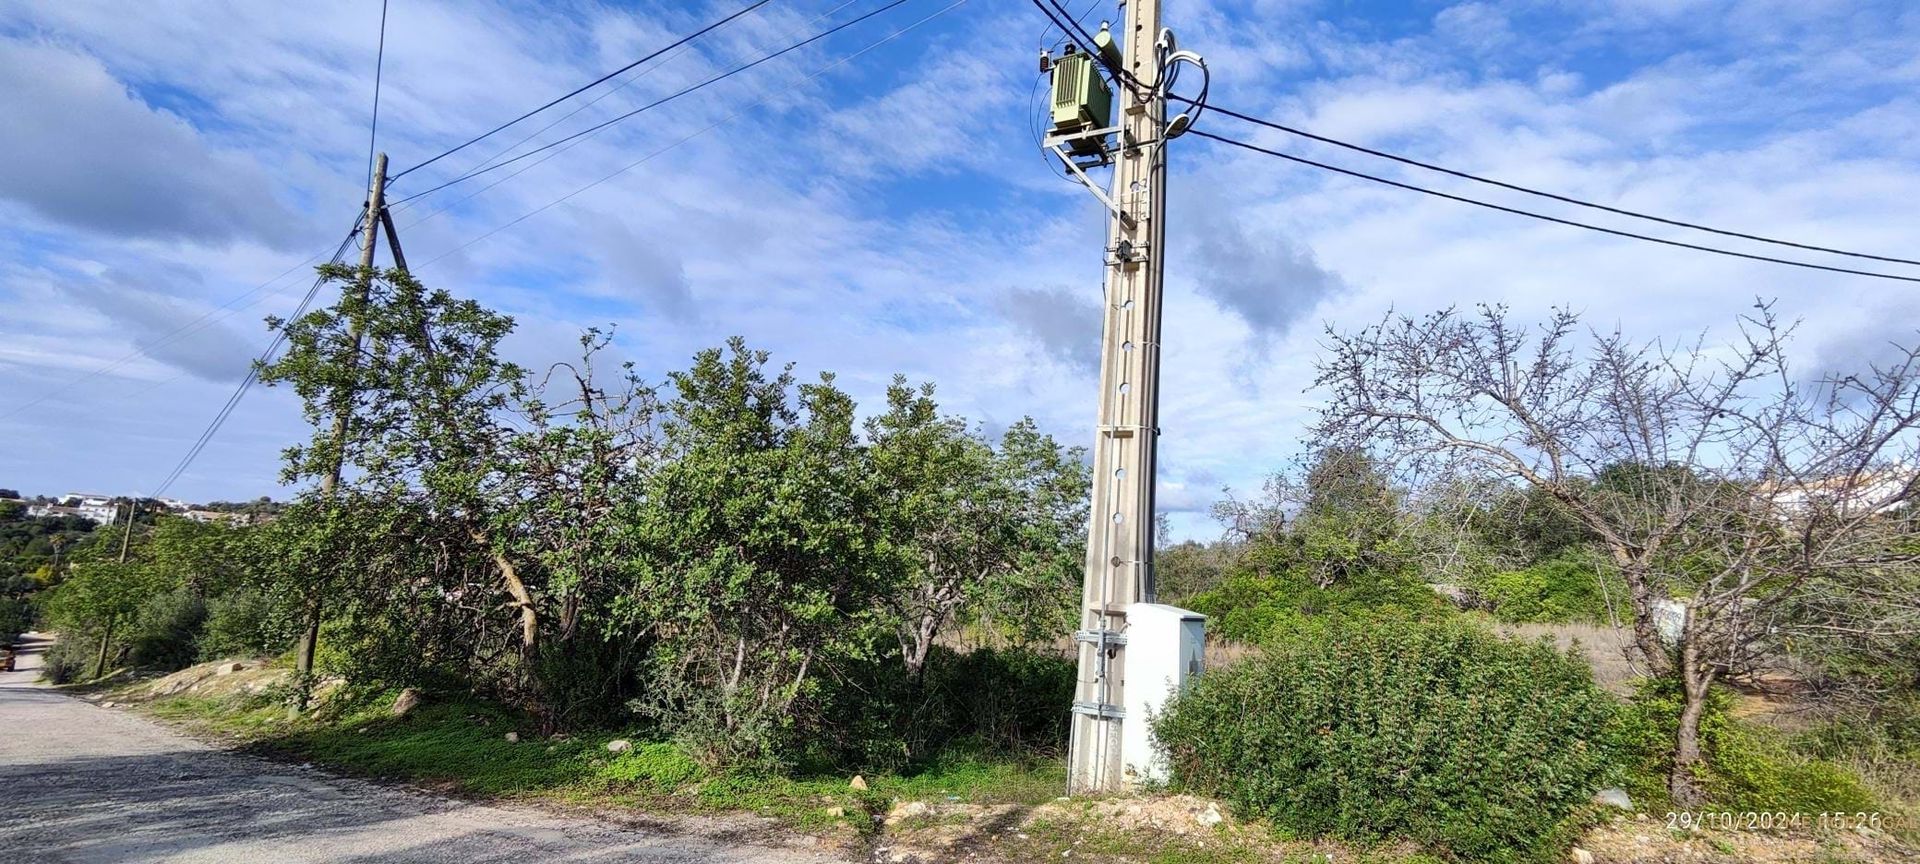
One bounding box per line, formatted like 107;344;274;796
1313;302;1920;805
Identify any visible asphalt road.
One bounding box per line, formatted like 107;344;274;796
0;635;846;863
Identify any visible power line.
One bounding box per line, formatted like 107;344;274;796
1030;0;1141;94
412;0;969;273
389;0;775;184
1190;128;1920;284
1039;0;1102;50
148;227;362;499
388;0;915;209
366;0;389;188
1187;99;1920;269
0;248;339;421
388;18;710;219
390;0;865;230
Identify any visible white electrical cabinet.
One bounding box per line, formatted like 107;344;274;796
1120;603;1205;786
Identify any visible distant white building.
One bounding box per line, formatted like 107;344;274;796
1761;469;1915;519
27;503;106;523
33;493;121;525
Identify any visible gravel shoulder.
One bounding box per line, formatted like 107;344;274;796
0;635;847;864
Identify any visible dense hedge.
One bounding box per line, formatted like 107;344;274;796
1154;618;1619;863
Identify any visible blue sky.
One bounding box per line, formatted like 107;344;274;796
2;0;1918;539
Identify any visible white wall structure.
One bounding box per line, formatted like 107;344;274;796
1120;603;1205;786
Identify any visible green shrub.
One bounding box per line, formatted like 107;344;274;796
1473;549;1625;624
1188;563;1448;644
925;647;1073;756
812;646;1074;773
197;589;293;661
0;596;30;643
1154;618;1619;863
41;633;95;684
1711;725;1877;814
125;586;206;671
1614;678;1878;814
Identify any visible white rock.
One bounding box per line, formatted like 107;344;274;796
1570;847;1595;864
216;661;246;675
848;775;868;791
890;801;930;820
605;739;632;753
1194;803;1224;827
1593;788;1633;811
504;732;520;743
100;701;116;709
391;688;423;717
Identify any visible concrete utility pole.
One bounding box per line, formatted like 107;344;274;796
292;152;388;712
1065;0;1172;795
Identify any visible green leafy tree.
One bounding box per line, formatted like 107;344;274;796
45;561;159;679
626;340;892;766
867;380;1087;674
260;263;527;705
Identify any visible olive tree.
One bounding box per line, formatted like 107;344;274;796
1313;302;1920;805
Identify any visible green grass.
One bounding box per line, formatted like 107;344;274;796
123;688;1562;863
133;687;1066;839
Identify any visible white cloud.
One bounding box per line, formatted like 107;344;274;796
4;0;1920;544
0;39;303;248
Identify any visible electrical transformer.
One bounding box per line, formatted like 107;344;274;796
1049;47;1112;145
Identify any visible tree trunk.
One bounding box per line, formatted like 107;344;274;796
1618;562;1673;675
901;610;940;680
91;615;116;680
289;597;321;718
1669;625;1715;807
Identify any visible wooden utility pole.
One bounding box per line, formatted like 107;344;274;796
1067;0;1170;794
117;498;135;564
90;498;137;680
292;152;387;713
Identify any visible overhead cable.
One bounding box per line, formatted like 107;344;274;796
148;224;363;499
388;0;915;208
411;0;970;272
389;0;777;183
1187;99;1920;268
1191;129;1920;284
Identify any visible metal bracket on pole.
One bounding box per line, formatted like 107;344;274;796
1071;700;1126;720
1050;144;1136;229
1075;629;1129;646
1043;124;1121;165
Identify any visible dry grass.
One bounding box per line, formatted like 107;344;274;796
1204;638;1261;669
1494;621;1643;693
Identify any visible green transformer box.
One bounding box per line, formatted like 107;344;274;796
1050;49;1113;144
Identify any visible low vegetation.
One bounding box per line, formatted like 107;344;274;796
1156;618;1619;863
133;683;1065;839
